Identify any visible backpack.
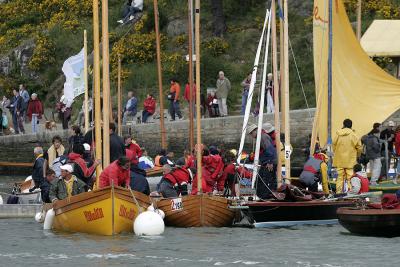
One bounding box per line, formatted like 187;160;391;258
1;115;7;128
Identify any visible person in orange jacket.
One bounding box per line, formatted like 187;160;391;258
99;157;130;188
168;78;183;121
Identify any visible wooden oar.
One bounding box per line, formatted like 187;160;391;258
129;188;144;213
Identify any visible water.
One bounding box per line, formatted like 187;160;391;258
0;219;398;267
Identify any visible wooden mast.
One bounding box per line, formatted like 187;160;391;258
153;0;167;149
83;29;89;133
102;0;111;168
117;54;122;136
279;0;285;134
272;0;282;186
195;0;202;194
188;0;195;153
283;0;290;179
356;0;362;40
93;0;102;186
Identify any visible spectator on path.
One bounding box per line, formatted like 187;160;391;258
9;89;25;134
26;93;43;134
56;95;73;130
19;84;30;121
184;81;196;116
333;119;363;193
0;108;9;135
68;125;85;153
265;73;275;114
123;91;137;124
206;91;219;118
241;72;251;115
168;78;183;121
1;96;10;118
380;121;395;179
49;164;87;202
118;0;144;24
362;128;382;185
215;71;231;117
76;97;93;127
142;94;156;123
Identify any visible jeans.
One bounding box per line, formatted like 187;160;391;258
12;113;24;134
369;158;382;183
218;98;228;116
31;114;38;134
169;100;182;120
241;90;248;115
142;110;153;123
123;111;136;124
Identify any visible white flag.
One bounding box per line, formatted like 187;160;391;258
62;48;85;102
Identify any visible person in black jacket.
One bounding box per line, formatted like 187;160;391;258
9;89;25;134
30;146;45;192
130;164;150;195
109;122;125;162
68;125;85;153
41;169;56;203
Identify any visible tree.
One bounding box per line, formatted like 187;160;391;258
210;0;226;37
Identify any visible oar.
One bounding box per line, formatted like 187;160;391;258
323;191;383;202
129;188;144;213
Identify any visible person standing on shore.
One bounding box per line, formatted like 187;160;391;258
26;93;43;134
142;94;156;123
19;84;30;121
168;78;183;121
215;71;231;117
9;89;25;134
240;73;251;115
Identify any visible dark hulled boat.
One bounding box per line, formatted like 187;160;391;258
337;207;400;237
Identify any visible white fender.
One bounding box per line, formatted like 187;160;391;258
133;211;164;236
0;195;3;205
35;211;45;223
43;208;55;230
154;209;165;219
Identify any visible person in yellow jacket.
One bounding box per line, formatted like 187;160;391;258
333;119;363;193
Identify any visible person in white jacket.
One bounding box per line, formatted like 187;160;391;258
118;0;143;24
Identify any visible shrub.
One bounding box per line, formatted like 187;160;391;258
202;37;229;57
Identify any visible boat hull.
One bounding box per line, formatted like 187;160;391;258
155;195;236;227
244;200;354;227
337;207;400;237
52;186;150;235
328;180;400;193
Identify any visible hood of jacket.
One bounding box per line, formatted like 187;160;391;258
336;128;354;137
68;152;82;161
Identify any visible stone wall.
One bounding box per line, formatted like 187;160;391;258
0;109;316;175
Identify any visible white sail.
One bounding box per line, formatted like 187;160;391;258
237;9;270;164
251;11;272;189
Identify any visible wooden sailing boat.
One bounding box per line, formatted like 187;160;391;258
51;0;151;235
153;0;236;227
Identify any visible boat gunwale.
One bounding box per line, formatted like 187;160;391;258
337;207;400;216
245;200;354;207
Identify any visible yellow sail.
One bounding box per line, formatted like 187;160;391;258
313;0;400;147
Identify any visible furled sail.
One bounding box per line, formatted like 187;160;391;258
313;0;400;147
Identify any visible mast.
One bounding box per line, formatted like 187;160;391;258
153;0;167;149
272;0;282;186
356;0;362;40
327;0;333;163
188;0;195;152
83;30;89;133
279;0;285;134
252;10;271;189
283;0;291;179
195;0;202;194
117;54;122;136
102;0;111;168
93;0;102;187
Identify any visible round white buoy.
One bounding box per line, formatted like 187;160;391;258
147;204;155;212
134;211;165;236
154;209;165;219
0;195;3;205
43;208;55;230
35;211;45;223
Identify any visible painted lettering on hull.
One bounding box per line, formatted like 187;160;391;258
84;208;104;222
119;204;135;220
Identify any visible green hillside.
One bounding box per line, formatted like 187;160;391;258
0;0;398;114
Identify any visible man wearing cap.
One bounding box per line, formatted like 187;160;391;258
49;164;87;202
263;122;276;146
380;121;396;179
248;124;278;199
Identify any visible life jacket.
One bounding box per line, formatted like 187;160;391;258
154;155;162;167
353;174;369;194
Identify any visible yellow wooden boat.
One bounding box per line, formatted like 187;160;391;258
52;186;151;235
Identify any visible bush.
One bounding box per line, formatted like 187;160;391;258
202;37;229;57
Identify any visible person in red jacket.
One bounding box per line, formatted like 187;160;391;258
68;143;101;187
126;148;138;165
124;135;143;159
158;160;190;197
26;93;43;134
142;94;156;123
217;150;252;197
99;156;131;188
350;164;369;194
191;146;224;195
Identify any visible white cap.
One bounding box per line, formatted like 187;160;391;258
388;121;395;127
247;124;258;135
263;122;275;133
83;143;91;151
31;93;37;97
60;164;73;173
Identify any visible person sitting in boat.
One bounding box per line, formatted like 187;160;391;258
82;143;94;167
247;124;277;199
191;145;224;195
157;160;190;197
349;164;369;195
138;149;154;170
299;152;329;194
129;162;150;195
157;164;178;198
173;157;191;195
41;169;56;203
44;135;65;176
49;164;87;203
125;135;143;158
99;156;131;189
219;150;252;197
29;146;46;193
68;143;101;187
109;123;126;163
